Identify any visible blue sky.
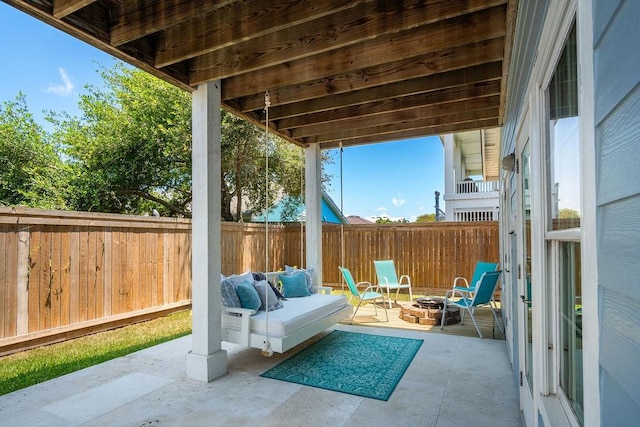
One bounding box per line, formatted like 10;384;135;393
1;3;445;221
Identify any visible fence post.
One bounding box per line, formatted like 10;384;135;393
16;228;30;335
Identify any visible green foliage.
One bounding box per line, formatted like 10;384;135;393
374;217;409;224
0;310;191;396
0;94;68;209
219;111;307;221
558;208;580;219
415;213;436;222
52;63;193;216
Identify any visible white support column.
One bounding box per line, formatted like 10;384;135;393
442;133;455;221
305;144;323;286
186;80;227;382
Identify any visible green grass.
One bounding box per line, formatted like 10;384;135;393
0;310;192;396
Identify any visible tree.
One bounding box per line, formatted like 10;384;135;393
415;213;436;222
374;216;408;224
52;61;324;219
0;94;68;209
415;213;433;222
219;111;307;221
558;208;580;218
53;63;193;216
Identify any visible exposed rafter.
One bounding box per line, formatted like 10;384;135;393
4;0;517;148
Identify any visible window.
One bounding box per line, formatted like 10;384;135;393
547;22;580;231
544;21;583;424
559;241;583;421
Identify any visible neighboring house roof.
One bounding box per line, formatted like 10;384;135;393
346;215;374;224
251;190;348;224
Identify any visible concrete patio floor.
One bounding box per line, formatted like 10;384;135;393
0;322;522;427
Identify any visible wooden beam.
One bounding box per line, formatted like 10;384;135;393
110;0;234;46
307;107;500;144
281;80;501;133
155;0;361;68
236;38;504;111
53;0;96;18
289;95;500;140
266;62;503;120
320;119;500;149
190;5;507;86
189;0;507;82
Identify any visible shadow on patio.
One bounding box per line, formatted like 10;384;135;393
0;320;521;427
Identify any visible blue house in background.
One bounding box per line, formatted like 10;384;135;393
251;190;348;224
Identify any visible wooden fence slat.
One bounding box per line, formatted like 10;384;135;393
28;230;41;333
96;230;105;318
49;230;61;329
0;227;5;338
60;228;71;326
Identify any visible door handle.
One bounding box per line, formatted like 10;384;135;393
520;295;532;304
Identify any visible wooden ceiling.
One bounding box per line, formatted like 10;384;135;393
4;0;517;149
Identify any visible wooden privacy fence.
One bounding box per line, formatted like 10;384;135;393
1;208;498;354
321;222;500;292
0;208;192;354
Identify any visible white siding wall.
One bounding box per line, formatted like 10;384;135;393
593;0;640;423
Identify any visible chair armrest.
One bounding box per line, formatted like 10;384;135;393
444;288;468;300
399;274;411;285
221;306;256;347
362;284;385;296
358;281;384;294
222;306;257;316
453;276;469;288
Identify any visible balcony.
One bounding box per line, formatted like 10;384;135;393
444;180;500;222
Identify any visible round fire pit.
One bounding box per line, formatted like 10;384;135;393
399;298;460;326
414;297;445;310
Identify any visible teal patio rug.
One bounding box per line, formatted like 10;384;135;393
260;330;423;401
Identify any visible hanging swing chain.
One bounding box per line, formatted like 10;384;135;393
262;90;272;356
264;90;271;278
339;141;345;293
300;147;304;268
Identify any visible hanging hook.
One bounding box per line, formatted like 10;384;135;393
264;90;271;110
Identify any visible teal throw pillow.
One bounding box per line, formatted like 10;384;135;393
280;272;310;298
284;265;317;294
235;281;261;311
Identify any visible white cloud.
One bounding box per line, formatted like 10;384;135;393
46;67;74;96
375;206;387;213
392;196;405;207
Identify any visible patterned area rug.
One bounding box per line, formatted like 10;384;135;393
260;330;423;401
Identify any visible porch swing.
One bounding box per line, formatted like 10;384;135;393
220;92;353;355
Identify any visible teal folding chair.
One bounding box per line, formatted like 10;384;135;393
339;267;388;324
373;260;413;308
451;261;498;299
441;270;504;338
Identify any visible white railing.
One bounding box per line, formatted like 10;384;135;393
454;209;499;222
455;180;499;194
